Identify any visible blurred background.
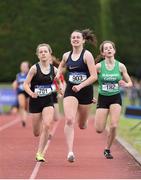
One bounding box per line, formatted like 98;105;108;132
0;0;141;155
0;0;141;82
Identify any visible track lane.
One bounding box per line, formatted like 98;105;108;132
0;115;141;179
36;118;141;179
0;115;36;179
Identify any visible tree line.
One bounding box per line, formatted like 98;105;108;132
0;0;140;82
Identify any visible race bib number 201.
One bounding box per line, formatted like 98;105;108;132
34;85;52;97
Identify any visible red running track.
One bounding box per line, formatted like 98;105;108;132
0;114;141;179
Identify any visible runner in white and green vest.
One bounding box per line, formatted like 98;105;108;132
98;59;122;96
94;40;132;159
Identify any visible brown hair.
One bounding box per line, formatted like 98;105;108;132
51;55;60;67
71;29;97;47
95;40;116;63
20;61;30;69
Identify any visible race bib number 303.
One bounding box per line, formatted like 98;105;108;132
69;72;87;84
34;85;52;97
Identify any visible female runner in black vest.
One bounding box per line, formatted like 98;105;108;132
56;29;97;162
24;43;59;162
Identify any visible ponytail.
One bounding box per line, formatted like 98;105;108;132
81;29;97;47
71;29;97;47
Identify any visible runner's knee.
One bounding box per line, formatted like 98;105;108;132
66;117;75;126
110;123;118;129
43;122;51;131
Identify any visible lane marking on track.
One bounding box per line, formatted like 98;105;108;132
29;120;60;180
0;116;20;132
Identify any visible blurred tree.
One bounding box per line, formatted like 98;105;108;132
110;0;141;76
0;0;140;81
0;0;100;82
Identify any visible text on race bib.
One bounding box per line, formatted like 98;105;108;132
34;85;52;97
69;72;87;84
102;83;119;92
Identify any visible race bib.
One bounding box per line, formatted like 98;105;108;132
69;72;87;84
102;83;119;92
34;85;52;97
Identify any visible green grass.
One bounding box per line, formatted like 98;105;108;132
0;83;11;88
118;96;141;154
118;116;141;154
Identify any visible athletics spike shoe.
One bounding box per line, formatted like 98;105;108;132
67;152;75;163
36;152;45;162
104;149;113;159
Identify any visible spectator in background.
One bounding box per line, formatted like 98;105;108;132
128;76;138;105
137;79;141;106
9;97;19;114
13;61;30;127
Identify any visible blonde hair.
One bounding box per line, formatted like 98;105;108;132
36;43;52;55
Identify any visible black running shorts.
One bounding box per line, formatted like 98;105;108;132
96;93;122;109
64;83;93;105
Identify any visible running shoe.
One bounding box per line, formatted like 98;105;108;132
67;152;75;163
81;123;87;129
48;134;52;140
79;120;88;129
22;120;26;127
36;152;45;162
104;149;113;159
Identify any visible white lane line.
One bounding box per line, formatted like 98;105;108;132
0;116;20;132
29;120;60;180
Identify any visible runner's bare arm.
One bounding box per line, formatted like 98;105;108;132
119;63;132;88
23;65;38;98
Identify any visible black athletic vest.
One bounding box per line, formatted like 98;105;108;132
66;49;89;74
30;63;55;92
66;49;90;84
